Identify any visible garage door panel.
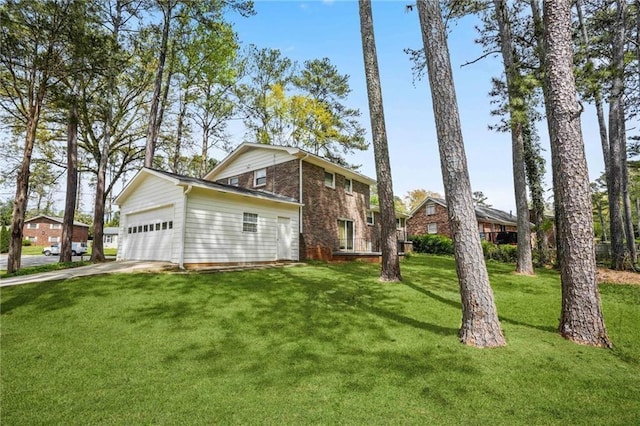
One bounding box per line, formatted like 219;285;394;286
124;207;174;261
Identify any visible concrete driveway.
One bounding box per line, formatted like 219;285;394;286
0;260;176;287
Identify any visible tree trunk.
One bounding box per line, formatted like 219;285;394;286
416;0;505;347
607;0;628;270
575;0;610;178
172;90;188;173
91;103;110;262
523;121;548;265
358;0;401;282
493;0;534;275
7;107;41;274
144;1;172;168
61;99;79;263
543;0;611;347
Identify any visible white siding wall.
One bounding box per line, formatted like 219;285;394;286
117;173;185;262
183;188;299;264
213;149;294;180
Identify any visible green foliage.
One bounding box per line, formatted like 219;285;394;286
409;234;454;255
481;241;518;263
0;224;9;253
1;256;638;424
21;239;31;247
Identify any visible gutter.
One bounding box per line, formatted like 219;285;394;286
179;185;193;269
299;153;309;234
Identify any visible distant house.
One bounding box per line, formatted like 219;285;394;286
103;227;119;249
114;142;409;267
407;197;518;243
22;215;90;246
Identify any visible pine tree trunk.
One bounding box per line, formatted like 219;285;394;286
417;0;505;347
91;105;110;262
144;1;172;168
358;0;401;282
7;109;40;274
493;0;534;275
61;100;79;263
543;0;611;347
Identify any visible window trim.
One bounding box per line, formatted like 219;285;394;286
26;223;38;229
254;168;267;187
243;212;258;233
228;176;239;186
324;170;335;188
427;223;438;234
426;203;436;215
49;223;62;230
344;177;353;194
366;210;374;226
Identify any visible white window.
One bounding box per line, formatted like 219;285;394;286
427;223;437;234
324;171;335;188
254;169;266;187
49;236;60;243
338;219;354;251
50;223;62;229
243;212;258;233
366;210;374;226
426;203;436;215
26;236;37;242
26;223;38;229
228;176;239;186
344;178;352;194
104;235;113;243
396;218;405;229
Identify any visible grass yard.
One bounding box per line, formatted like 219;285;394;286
1;254;638;425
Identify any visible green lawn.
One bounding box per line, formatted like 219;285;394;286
1;255;638;425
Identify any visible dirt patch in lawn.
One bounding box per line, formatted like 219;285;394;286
597;268;640;286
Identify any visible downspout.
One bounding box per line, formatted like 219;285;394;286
299;154;309;234
179;184;193;269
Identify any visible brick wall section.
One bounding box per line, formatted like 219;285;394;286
22;218;89;246
300;162;369;260
406;202;451;238
215;159;300;200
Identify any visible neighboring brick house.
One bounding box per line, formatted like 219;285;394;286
365;206;411;252
22;215;90;246
205;143;377;261
407;197;518;243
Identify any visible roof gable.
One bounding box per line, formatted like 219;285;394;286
114;167;302;207
204;142;376;186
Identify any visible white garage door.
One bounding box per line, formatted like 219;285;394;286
123;207;174;261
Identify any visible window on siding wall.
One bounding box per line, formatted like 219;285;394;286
344;178;352;194
427;223;437;234
228;176;239;186
104;235;113;243
27;223;38;229
426;203;436;215
254;169;266;186
243;212;258;232
50;223;62;229
324;171;335;188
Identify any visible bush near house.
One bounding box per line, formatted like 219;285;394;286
409;234;454;255
410;233;518;263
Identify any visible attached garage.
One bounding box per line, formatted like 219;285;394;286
114;168;301;268
123;205;175;261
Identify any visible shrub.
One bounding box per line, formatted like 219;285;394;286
409;234;454;255
482;241;517;263
0;225;8;253
22;239;31;247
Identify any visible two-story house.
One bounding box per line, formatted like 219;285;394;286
407;197;518;243
22;215;90;246
114;143;381;268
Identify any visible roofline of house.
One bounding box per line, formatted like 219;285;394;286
24;214;90;227
203;142;377;186
114;167;304;207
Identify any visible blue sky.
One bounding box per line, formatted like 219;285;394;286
223;0;607;213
